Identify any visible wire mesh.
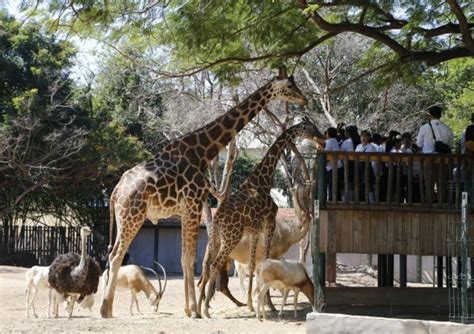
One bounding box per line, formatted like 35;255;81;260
448;181;474;324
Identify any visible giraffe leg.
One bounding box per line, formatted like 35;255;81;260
247;234;259;313
197;226;218;316
203;234;240;318
100;223;138;318
181;211;201;318
263;217;277;311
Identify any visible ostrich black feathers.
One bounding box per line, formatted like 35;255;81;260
48;252;101;301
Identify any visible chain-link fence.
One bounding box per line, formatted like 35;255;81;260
448;182;474;324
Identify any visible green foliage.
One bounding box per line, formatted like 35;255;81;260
156;1;316;81
0;13;156;246
93;49;167;154
18;0;473;82
230;153;288;195
430;58;474;135
0;11;75;122
230;153;258;192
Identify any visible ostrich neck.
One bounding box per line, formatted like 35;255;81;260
79;234;87;267
71;232;89;283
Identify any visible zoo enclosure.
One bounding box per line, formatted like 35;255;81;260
0;225;105;266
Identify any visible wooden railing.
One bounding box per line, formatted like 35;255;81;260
316;151;474;209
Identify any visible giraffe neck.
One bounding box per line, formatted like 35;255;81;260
161;81;274;170
247;126;300;192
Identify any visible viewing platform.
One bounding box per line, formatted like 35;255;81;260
312;151;474;320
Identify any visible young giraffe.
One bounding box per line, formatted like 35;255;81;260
198;119;323;318
100;69;308;318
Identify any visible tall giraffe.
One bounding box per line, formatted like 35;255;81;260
100;69;308;318
198;119;323;318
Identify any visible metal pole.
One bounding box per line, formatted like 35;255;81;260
416;255;422;283
387;254;394;287
400;255;407;287
437;256;444;288
447;256;453;288
320;253;326;288
460;192;468;323
312;153;326;312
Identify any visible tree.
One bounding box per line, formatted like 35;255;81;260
427;57;474;135
299;33;440;134
93;49;168;154
0;13;150;255
19;0;474;78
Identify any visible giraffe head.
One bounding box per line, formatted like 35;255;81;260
292;117;324;141
271;67;308;106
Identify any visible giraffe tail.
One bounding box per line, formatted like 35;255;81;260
104;194;116;287
107;194;115;256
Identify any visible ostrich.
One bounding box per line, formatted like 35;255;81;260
48;226;101;318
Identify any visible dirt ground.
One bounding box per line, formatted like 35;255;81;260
0;266;311;333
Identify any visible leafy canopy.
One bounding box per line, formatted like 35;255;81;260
18;0;474;79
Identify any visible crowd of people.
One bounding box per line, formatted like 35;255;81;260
319;106;474;203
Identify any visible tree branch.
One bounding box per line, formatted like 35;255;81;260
299;0;474;66
446;0;474;53
423;23;474;38
300;1;408;58
105;31;337;79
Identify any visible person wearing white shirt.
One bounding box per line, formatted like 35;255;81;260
341;137;354;152
371;133;385;153
416;106;454;203
341;126;360;201
356;141;377;153
324;127;342;201
390;136;403;153
401;132;421;203
416;106;454;154
356;130;377;202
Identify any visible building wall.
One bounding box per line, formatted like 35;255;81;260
128;225;208;274
128;223;438;283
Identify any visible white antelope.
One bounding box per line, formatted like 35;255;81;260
256;259;315;320
102;262;167;315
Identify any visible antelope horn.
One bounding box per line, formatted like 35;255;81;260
154;261;167;296
140;265;161;295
